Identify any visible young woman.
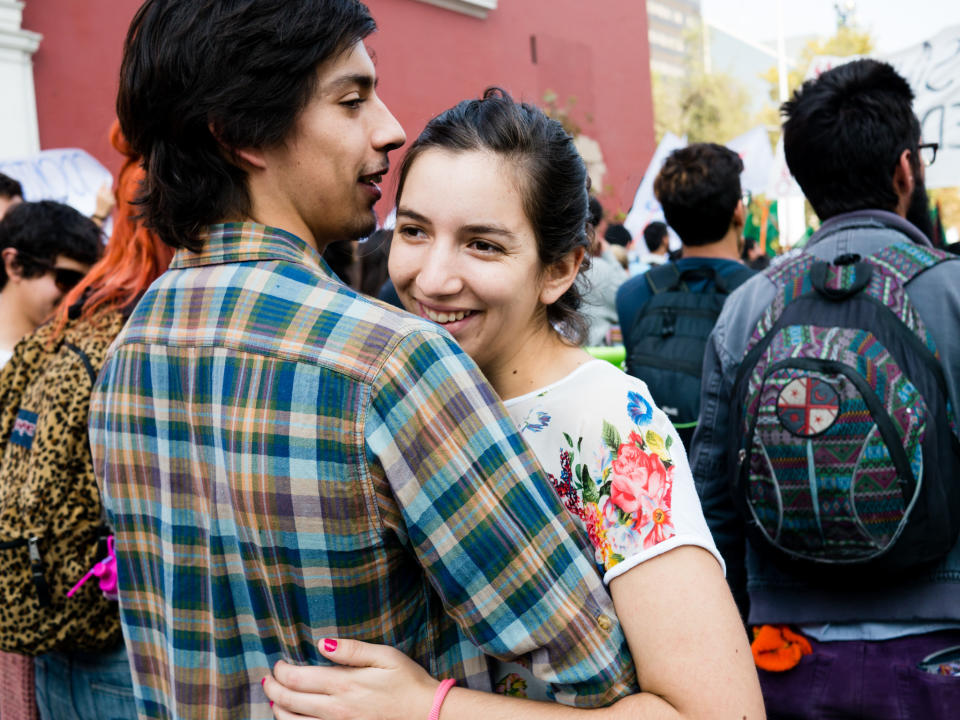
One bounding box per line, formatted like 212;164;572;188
263;90;763;719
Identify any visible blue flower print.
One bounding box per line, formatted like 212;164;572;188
627;391;653;425
520;410;552;433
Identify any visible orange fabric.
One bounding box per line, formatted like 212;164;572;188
751;624;813;672
50;120;173;340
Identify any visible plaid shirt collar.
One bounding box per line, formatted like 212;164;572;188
169;222;325;271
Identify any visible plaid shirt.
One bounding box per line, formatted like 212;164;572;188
89;223;637;719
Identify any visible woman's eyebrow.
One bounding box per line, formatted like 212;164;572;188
460;223;515;238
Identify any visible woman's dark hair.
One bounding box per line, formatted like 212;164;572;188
395;88;591;344
0;201;102;291
117;0;376;251
782;59;920;220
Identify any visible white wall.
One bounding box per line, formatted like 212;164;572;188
0;0;41;160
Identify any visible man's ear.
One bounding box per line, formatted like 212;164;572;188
892;148;915;217
208;122;267;170
732;199;747;232
2;247;23;282
540;245;586;306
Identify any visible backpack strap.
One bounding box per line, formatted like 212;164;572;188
869;240;954;286
714;265;756;294
645;263;682;295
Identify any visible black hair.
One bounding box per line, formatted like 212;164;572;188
117;0;376;252
0;172;23;200
654;143;743;247
604;223;631;247
0;201;102;290
782;59;920;220
588;196;604;228
642;221;668;253
395;87;591;344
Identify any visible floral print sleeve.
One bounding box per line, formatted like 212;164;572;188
506;360;724;585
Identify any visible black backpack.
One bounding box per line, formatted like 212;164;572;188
625;262;754;447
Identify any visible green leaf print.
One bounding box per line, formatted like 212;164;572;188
563;432;574;448
581;466;599;504
666;434;673;449
601;420;622;454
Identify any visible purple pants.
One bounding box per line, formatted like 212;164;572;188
758;630;960;719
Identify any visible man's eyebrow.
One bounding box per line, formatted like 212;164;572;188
324;73;377;94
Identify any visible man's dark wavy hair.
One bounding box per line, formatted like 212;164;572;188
782;59;920;220
654;143;743;247
0;172;23;200
0;201;102;290
395;88;592;345
117;0;376;252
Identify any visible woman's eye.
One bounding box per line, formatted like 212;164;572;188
470;240;501;253
341;98;364;109
398;226;426;239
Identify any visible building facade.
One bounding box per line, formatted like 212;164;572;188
15;0;656;217
646;0;701;79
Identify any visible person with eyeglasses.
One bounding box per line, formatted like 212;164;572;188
0;200;102;367
691;59;960;720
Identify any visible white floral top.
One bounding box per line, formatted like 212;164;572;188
491;360;723;699
505;359;723;584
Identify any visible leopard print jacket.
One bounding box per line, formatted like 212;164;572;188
0;310;125;655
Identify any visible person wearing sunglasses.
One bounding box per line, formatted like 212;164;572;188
0;200;102;367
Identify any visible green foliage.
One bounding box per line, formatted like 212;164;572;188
652;67;753;144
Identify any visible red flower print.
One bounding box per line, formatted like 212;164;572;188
610;444;670;515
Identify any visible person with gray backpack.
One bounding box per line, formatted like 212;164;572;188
691;58;960;719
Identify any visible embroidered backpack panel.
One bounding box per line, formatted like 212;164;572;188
732;241;960;577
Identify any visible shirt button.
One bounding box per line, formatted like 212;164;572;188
597;614;613;632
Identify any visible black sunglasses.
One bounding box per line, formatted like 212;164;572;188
15;251;86;293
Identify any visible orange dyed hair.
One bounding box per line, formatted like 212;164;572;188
51;121;174;338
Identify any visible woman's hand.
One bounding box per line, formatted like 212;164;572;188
263;638;441;720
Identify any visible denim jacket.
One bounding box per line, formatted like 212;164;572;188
690;210;960;625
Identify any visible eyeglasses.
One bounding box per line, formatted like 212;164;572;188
15;251;86;293
918;142;939;167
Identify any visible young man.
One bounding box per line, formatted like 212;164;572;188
692;59;960;719
0;200;101;365
89;2;636;718
616;144;754;446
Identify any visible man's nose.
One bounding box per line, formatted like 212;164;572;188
372;96;405;153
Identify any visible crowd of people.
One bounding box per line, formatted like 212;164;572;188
0;2;958;720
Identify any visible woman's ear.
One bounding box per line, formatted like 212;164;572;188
540;245;586;306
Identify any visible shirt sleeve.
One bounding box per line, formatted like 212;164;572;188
567;380;725;585
365;327;638;708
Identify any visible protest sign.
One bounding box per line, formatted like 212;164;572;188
0;148;113;217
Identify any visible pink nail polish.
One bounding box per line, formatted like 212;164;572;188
323;638;338;653
261;677;265;687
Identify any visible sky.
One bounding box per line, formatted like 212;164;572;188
701;0;960;55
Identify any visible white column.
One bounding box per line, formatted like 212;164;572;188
0;0;42;160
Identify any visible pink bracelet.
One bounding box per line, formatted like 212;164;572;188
428;678;456;720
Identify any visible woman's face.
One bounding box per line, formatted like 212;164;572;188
389;148;559;377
